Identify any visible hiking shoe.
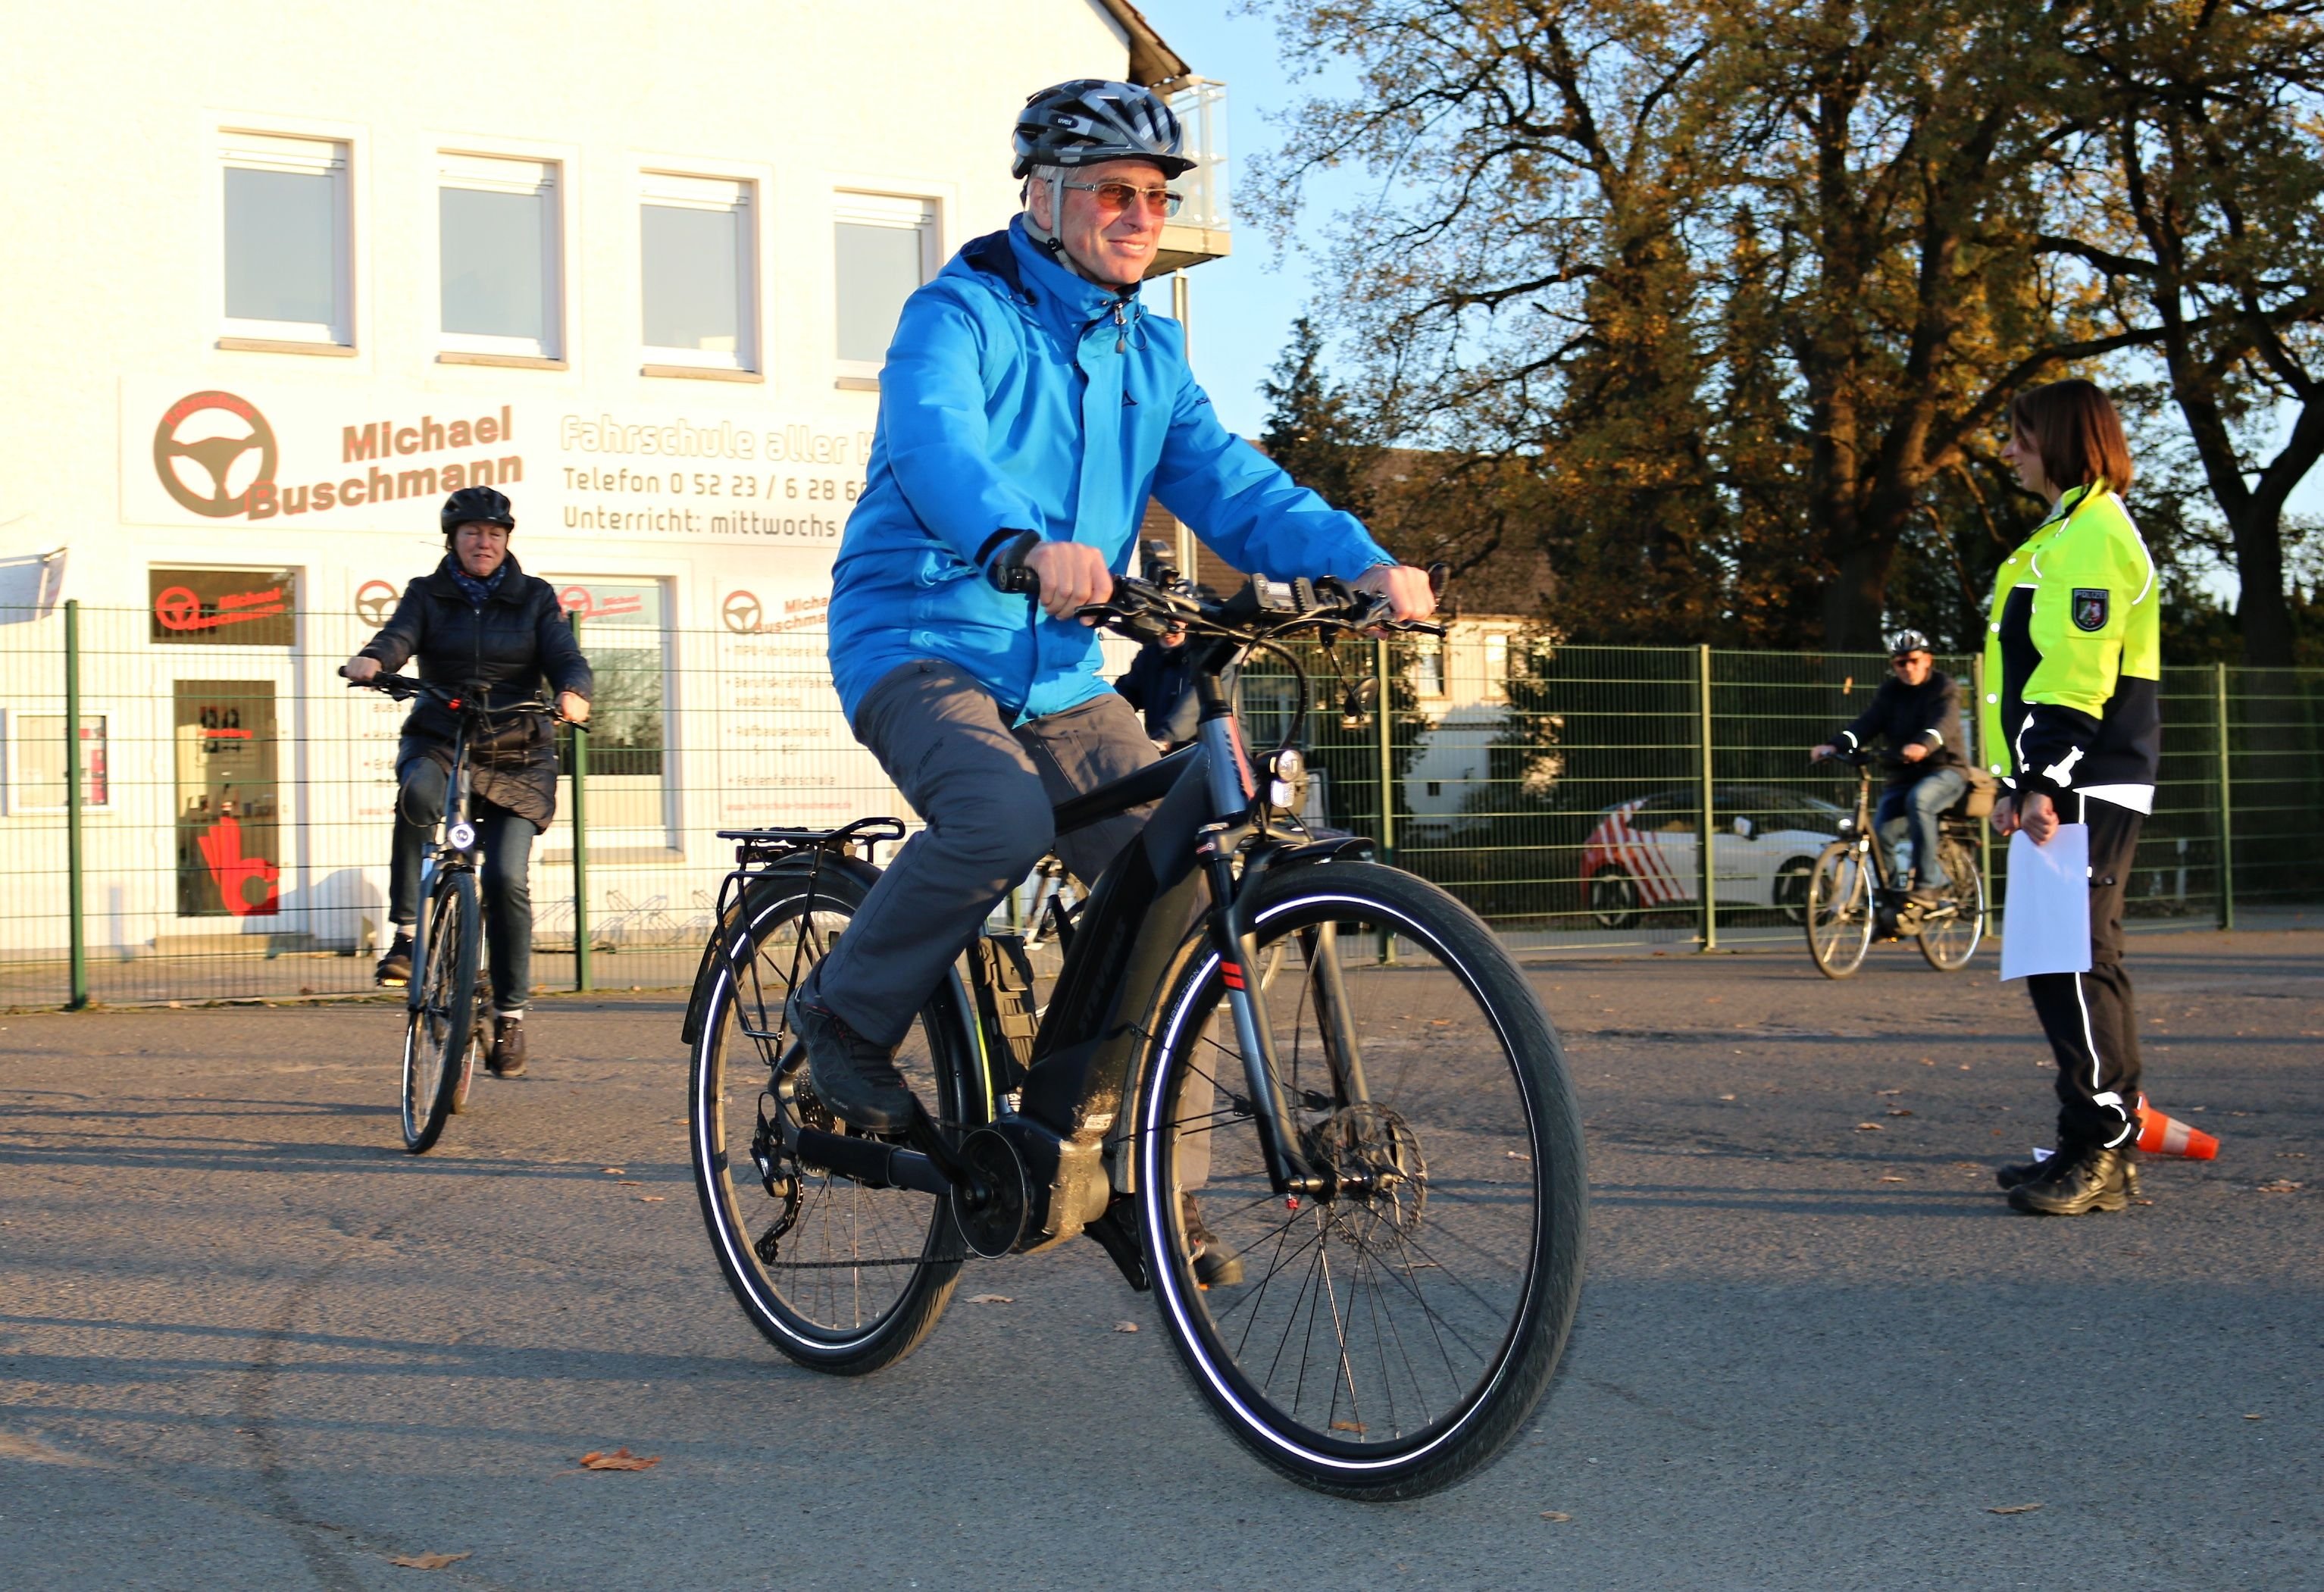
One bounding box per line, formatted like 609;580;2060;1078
1183;1193;1243;1288
374;930;413;987
2007;1143;2133;1215
1998;1149;2141;1199
486;1015;528;1078
784;990;915;1131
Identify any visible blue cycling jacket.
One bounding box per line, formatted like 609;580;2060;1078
827;217;1394;722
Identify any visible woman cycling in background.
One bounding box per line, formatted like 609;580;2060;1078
342;486;592;1079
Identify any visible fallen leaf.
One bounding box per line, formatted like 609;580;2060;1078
1987;1502;2041;1515
1330;1419;1366;1434
1876;1089;1903;1096
1717;1094;1737;1102
1885;1108;1914;1118
967;1293;1015;1304
2244;1413;2265;1421
1505;1150;1532;1162
637;1195;666;1203
600;1167;626;1175
577;1448;660;1472
1539;1510;1572;1522
1112;1321;1140;1333
1879;1175;1906;1183
617;1180;644;1187
2257;1180;2303;1193
389;1552;471;1570
1855;1121;1884;1132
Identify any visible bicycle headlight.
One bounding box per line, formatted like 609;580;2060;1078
1265;749;1306;812
449;820;478;851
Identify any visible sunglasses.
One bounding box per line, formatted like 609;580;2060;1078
1061;180;1185;219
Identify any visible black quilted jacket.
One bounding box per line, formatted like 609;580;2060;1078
356;554;593;830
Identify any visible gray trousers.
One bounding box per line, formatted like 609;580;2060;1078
814;660;1160;1047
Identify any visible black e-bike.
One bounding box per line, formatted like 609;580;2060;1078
683;546;1587;1499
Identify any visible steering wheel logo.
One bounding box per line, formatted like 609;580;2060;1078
153;390;278;518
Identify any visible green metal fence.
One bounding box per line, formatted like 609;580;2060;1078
2;602;2316;1007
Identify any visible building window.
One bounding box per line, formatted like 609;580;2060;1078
834;194;937;385
641;174;755;372
549;579;672;838
1413;635;1445;697
9;714;109;813
1484;632;1509;702
440;154;560;361
221;133;350;346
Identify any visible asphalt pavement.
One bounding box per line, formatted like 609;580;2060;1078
1;930;2316;1590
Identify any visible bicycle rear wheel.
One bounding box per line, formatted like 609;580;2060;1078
402;870;479;1153
1916;837;1986;971
1137;861;1587;1500
688;860;982;1375
1806;841;1872;980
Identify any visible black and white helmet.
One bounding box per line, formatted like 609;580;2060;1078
1888;629;1933;657
1012;80;1193;178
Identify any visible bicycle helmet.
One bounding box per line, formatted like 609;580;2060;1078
441;485;515;540
1888;628;1933;657
1012;80;1193;178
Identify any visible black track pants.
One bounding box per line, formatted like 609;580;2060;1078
2023;793;2146;1150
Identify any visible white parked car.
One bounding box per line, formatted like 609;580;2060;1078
1581;785;1847;928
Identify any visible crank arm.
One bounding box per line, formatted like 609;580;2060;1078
790;1124;953;1197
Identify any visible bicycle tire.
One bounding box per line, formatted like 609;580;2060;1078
402;870;479;1153
1806;840;1872;980
1136;861;1587;1500
1916;838;1986;972
688;861;982;1375
449;977;487;1115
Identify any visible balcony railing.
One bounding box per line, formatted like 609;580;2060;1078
1152;77;1229;275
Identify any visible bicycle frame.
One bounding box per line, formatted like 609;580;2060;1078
691;574;1425;1266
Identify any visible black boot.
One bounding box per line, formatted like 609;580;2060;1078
1997;1150;2141;1199
374;929;414;987
1183;1193;1243;1288
784;990;915;1131
2007;1143;2132;1215
486;1015;528;1078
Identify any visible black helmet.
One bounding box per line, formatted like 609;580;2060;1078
441;486;515;541
1012;80;1193;178
1888;629;1933;657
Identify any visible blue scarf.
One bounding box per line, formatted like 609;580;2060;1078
446;555;508;609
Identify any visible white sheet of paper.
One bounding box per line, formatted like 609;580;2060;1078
2000;824;2092;981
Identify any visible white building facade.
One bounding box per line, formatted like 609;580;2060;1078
0;0;1221;971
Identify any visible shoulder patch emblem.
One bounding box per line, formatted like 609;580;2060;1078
2072;588;2109;632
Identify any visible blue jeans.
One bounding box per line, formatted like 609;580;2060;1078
389;758;536;1014
1874;767;1967;890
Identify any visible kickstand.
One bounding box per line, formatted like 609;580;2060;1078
1083;1201;1149;1293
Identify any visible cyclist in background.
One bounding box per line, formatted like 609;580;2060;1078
342;486;592;1078
1812;630;1969;915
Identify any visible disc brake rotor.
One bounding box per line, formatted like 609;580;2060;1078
1304;1102;1428;1235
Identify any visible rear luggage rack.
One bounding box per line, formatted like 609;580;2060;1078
717;817;906;866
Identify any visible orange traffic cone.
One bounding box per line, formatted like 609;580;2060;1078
2135;1096;2219;1160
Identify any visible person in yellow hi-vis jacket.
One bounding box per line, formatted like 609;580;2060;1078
1981;380;2162;1215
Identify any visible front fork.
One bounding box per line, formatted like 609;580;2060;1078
1192;703;1369;1199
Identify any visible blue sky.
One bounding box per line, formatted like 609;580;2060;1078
1138;1;1339;439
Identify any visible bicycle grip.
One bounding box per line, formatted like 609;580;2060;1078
987;531;1043;596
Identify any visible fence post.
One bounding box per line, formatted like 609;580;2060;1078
1374;634;1398;965
2215;661;2235;931
569;611;593;992
64;599;88;1010
1697;643;1717;952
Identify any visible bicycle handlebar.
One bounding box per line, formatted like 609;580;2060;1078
985;532;1450;646
343;671;579;726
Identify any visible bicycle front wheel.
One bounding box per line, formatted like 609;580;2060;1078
1137;861;1587;1500
1916;837;1986;972
688;861;982;1375
402;870;479;1153
1806;841;1872;980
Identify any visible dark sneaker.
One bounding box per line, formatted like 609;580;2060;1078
2008;1144;2132;1215
1998;1149;2141;1199
784;991;915;1131
1183;1193;1243;1288
486;1015;528;1078
374;930;414;987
